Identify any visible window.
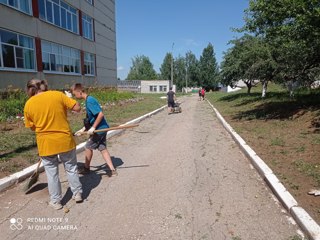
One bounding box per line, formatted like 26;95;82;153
38;0;78;34
84;52;95;75
0;29;35;70
159;85;167;92
149;86;157;92
82;13;93;40
85;0;92;5
41;40;80;74
0;0;32;14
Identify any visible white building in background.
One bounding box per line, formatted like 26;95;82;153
118;80;174;94
0;0;117;90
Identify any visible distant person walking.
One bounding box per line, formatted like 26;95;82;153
71;83;118;177
198;88;202;101
201;87;206;101
24;79;83;210
167;87;176;114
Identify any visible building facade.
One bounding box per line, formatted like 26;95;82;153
118;80;173;94
0;0;116;90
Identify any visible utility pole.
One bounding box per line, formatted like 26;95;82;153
185;65;188;91
170;43;174;89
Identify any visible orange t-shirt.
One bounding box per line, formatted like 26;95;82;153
24;91;77;156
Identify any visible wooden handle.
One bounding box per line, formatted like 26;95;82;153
93;124;139;133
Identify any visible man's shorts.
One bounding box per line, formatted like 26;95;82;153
168;101;175;108
85;133;107;151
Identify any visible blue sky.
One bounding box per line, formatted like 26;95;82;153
116;0;250;80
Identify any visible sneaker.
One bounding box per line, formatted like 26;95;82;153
111;169;118;176
49;201;63;210
72;192;83;203
78;166;90;174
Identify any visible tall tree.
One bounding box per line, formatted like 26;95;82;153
199;43;219;89
174;55;187;91
220;35;276;95
126;55;157;80
185;51;200;87
159;53;173;80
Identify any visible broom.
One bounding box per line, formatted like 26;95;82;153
23;159;42;193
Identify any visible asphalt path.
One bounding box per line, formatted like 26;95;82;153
0;94;304;240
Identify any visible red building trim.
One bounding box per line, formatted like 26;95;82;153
32;0;39;18
78;10;83;37
92;19;95;42
35;37;42;72
80;50;85;75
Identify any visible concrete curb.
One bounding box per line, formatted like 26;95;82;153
0;105;166;193
207;99;320;240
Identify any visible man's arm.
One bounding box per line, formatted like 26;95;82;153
72;102;81;112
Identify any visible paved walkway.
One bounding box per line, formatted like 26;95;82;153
0;94;304;239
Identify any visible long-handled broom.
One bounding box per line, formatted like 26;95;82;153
23;159;42;193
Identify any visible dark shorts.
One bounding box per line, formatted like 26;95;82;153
85;133;107;151
168;101;175;108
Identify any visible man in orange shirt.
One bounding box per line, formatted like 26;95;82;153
24;79;83;210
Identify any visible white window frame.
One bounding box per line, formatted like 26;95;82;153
41;40;80;75
84;52;95;76
82;13;93;40
85;0;93;5
0;0;32;15
149;85;157;92
38;0;78;34
159;85;167;92
0;28;35;71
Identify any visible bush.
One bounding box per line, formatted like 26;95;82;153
0;90;27;122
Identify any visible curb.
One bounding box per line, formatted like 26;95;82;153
206;99;320;240
0;105;166;193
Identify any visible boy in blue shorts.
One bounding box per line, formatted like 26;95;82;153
71;83;117;176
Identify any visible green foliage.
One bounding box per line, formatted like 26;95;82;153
220;35;276;95
126;55;158;80
0;90;28;121
243;0;320;87
159;52;172;80
199;43;219;89
89;88;135;104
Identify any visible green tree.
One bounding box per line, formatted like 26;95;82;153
159;53;173;80
199;43;219;89
185;51;200;88
243;0;320;90
126;55;158;80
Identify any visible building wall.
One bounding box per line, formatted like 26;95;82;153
0;0;116;90
140;80;170;93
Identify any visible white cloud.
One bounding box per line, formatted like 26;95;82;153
117;66;124;71
183;39;200;47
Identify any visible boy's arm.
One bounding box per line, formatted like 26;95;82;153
92;112;104;128
87;111;104;135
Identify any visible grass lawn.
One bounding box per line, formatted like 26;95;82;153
0;90;167;178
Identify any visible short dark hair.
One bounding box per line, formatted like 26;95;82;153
169;87;172;90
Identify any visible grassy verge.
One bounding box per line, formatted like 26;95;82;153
206;83;320;223
0;90;166;177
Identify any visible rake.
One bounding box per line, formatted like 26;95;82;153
23;159;42;193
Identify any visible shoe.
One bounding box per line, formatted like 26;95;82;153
111;169;118;176
49;201;63;210
78;166;90;174
72;192;83;203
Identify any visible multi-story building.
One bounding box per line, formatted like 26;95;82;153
0;0;116;90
